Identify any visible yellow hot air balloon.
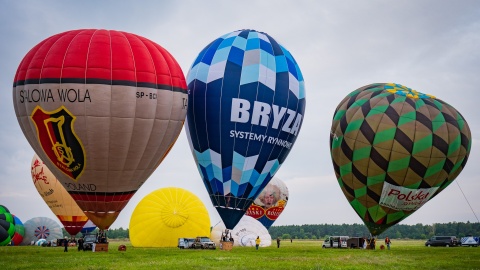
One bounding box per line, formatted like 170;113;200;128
129;187;211;247
31;154;88;236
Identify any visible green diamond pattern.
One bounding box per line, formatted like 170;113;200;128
330;83;472;236
368;205;387;223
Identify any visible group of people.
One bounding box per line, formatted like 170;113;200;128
361;236;391;250
220;229;234;243
330;237;345;248
97;230;107;243
362;237;374;249
254;237;283;250
63;230;108;252
62;237;85;252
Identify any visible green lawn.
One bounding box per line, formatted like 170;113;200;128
1;240;478;269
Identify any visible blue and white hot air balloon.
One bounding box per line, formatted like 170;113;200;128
186;29;306;229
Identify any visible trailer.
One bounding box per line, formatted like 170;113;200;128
346;237;366;248
461;236;479;247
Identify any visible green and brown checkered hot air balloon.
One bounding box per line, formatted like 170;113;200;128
330;83;472;236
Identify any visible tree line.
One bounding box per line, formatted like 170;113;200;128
268;222;480;240
65;222;480;240
65;227;129;239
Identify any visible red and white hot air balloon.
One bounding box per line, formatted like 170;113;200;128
13;29;188;229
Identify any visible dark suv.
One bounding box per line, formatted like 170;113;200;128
425;236;459;247
83;233;97;251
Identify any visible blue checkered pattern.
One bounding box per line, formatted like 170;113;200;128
187;30;305;99
186;29;306;229
191;148;280;198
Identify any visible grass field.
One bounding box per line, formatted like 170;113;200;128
1;239;479;269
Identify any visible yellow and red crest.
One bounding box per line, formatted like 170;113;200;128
31;106;86;180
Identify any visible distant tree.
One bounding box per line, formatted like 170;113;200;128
298;228;305;239
269;222;480;240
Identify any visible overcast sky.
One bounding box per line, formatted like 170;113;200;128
1;0;479;230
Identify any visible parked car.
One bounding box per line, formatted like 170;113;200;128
425;236;459;247
461;236;479;247
83;233;98;251
191;236;216;249
178;238;195;249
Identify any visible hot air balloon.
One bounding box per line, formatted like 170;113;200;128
211;215;272;247
21;217;63;245
0;206;15;246
31;153;88;236
80;220;96;235
129;187;211;247
13;29;188;230
246;177;289;229
11;215;25;246
186;29;306;229
330;83;471;236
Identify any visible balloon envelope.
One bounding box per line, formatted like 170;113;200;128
211;215;271;247
11;215;25;246
129;187;211;247
80;220;96;234
31;154;88;235
0;205;15;246
246;177;289;229
35;239;47;246
21;217;63;245
330;83;471;235
186;29;306;229
13;29;188;229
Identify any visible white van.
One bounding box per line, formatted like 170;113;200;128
322;236;349;248
177;238;195;249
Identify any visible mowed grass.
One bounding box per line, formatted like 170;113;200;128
1;239;479;270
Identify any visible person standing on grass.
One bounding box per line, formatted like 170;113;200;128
63;237;68;252
277;237;281;248
255;236;261;250
77;237;84;251
385;236;391;250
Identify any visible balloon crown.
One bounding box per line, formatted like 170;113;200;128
385;83;435;99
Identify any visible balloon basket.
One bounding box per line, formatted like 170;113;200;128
220;241;233;251
95;243;109;252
